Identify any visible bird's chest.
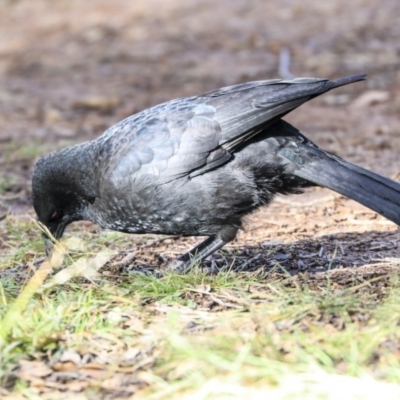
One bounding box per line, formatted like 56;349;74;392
88;182;205;235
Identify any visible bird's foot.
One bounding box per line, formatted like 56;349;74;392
166;255;199;274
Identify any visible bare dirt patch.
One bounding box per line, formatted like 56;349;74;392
1;0;400;269
1;1;400;397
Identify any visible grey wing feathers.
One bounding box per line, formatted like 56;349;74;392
103;74;366;183
205;74;366;151
162;114;223;180
104;99;226;184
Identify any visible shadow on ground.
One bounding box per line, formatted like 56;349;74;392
106;229;400;282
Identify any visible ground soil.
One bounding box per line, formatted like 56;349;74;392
1;0;400;273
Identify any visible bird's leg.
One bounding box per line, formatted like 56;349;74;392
172;226;238;274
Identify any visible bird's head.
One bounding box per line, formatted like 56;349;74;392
32;150;97;256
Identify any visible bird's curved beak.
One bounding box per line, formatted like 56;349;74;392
44;235;54;257
41;222;66;257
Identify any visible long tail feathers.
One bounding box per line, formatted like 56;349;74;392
273;120;400;226
295;156;400;225
330;74;367;89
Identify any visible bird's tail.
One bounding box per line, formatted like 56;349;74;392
275;121;400;225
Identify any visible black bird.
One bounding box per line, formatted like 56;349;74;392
32;74;400;272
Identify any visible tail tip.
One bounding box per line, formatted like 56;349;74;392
333;74;367;87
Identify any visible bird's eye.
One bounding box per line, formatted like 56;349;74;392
49;210;62;221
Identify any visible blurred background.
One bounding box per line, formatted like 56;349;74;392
0;0;400;215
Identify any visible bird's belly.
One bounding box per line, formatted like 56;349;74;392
90;193;223;236
90;172;254;236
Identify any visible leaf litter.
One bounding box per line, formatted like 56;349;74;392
1;0;400;398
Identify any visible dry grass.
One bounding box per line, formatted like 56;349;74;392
1;0;400;397
1;214;400;399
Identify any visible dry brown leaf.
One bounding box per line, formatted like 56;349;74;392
18;360;53;379
52;361;78;372
79;368;113;380
60;349;82;365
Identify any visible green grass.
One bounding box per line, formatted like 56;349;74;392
0;216;400;399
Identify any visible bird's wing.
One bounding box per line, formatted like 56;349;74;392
100;99;229;184
203;75;365;153
101;75;365;184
